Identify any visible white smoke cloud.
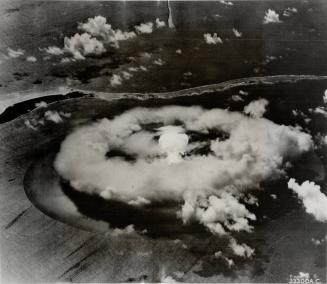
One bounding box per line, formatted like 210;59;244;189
288;178;327;222
263;9;282;24
243;99;269;118
135;22;154;34
204;33;223;45
54;106;312;235
64;33;106;60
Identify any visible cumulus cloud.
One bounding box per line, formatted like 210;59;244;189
323;90;327;104
214;251;234;268
64;33;106;60
7;48;24;58
239;90;248;96
44;110;63;123
283;7;298;17
135;22;154;34
109;74;122;87
219;0;234;6
263;9;282;24
44;46;64;56
204;33;223;45
26;56;37;62
243;99;269;118
79;16;136;48
288;178;327;222
229;238;254;258
54;106;312;236
153;58;165;66
231;95;244;102
35;101;47;108
111;224;136;237
232;28;242;38
312;106;327;117
155;18;166;28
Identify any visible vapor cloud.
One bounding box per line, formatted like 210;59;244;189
54;106;312;236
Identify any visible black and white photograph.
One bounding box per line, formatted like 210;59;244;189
0;0;326;283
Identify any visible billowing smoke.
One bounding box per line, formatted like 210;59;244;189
54;106;312;235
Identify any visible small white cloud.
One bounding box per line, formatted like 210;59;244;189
64;33;106;60
176;49;182;54
60;57;74;64
35;101;47;108
313;106;327;117
204;33;223;45
243;98;269;118
140;65;148;72
24;120;38;131
128;197;151;206
219;0;234;6
121;71;132;80
270;194;277;200
153;58;165;66
311;238;323;246
323;90;327;104
229;238;254;258
128;67;139;72
288;178;327;222
155;18;166;28
160;267;177;283
110;74;122;87
283;7;298;17
26;56;37;62
239;90;248;96
44;110;63;123
111;224;136;237
263;9;282;24
214;251;235;268
44;46;64;56
232;28;242;38
7;48;24;58
135;22;154;34
231;95;244;102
